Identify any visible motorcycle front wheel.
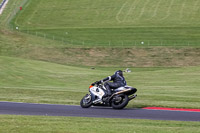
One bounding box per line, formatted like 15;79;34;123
80;94;92;108
111;94;129;109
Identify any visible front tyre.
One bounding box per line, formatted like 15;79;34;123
111;94;129;109
80;94;92;108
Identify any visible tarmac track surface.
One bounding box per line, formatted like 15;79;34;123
0;102;200;122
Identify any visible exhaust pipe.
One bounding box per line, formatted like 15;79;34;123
108;89;133;101
129;94;137;101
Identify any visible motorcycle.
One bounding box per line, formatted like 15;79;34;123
80;82;137;109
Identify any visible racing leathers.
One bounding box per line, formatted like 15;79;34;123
100;70;127;96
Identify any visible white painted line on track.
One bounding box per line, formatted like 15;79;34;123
0;101;80;106
0;0;9;15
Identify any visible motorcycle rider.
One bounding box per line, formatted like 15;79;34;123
95;70;127;98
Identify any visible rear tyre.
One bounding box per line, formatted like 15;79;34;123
111;94;129;109
80;94;92;108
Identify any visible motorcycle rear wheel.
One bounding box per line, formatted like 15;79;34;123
111;94;129;109
80;94;92;108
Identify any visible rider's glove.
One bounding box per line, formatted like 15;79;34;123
95;80;101;85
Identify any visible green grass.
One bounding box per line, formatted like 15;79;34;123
1;28;200;67
0;56;200;108
10;0;200;46
0;0;200;132
0;115;200;133
0;0;199;109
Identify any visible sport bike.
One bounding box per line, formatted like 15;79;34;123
80;82;137;109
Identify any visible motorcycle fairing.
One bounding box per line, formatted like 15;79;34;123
89;86;105;101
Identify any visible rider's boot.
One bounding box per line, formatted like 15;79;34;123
102;89;112;103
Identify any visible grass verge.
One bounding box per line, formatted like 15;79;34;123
0;115;200;133
0;56;200;109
